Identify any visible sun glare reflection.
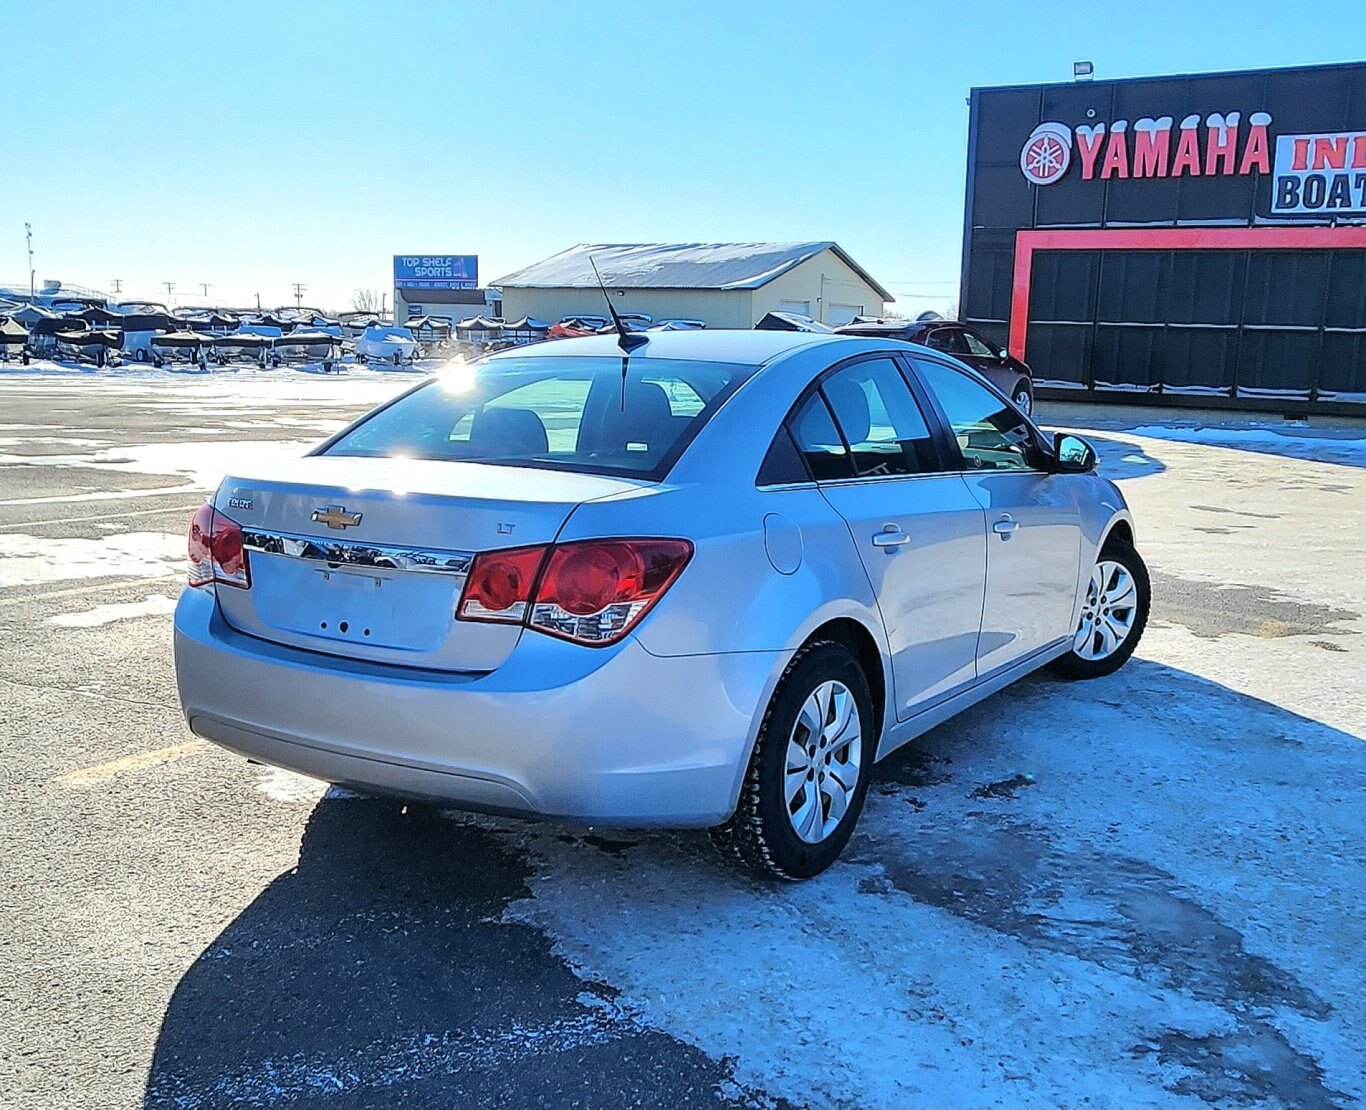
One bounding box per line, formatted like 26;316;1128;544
437;359;479;394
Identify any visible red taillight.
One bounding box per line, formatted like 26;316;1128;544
456;544;548;623
187;504;251;589
457;538;692;646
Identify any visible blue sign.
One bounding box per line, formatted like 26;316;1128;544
393;254;479;289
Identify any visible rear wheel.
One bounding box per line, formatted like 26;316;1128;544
1012;381;1034;416
712;640;874;880
1052;537;1149;679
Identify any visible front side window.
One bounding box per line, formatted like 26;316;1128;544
916;359;1039;472
819;359;939;477
963;331;999;358
325;355;753;480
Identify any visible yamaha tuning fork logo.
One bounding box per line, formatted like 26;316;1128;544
1020;123;1073;186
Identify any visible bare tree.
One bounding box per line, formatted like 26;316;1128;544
352;288;383;313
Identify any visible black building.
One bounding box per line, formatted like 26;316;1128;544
961;61;1366;414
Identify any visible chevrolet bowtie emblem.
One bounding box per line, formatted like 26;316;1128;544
312;505;363;530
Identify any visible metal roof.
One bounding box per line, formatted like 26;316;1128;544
483;327;859;367
492;242;894;302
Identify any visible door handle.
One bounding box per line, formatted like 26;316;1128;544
871;527;910;548
993;517;1020;537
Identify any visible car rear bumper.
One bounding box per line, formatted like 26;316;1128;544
174;587;783;827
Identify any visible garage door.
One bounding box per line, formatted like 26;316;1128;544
778;299;811;315
826;303;863;326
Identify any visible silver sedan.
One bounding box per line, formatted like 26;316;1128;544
174;330;1148;879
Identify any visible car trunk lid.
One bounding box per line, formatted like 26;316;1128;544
210;454;647;671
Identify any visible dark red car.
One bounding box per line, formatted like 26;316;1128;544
833;317;1036;415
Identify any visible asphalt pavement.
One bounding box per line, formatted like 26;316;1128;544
2;372;1363;1109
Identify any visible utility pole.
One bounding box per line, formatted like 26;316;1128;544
291;282;306;309
163;281;175;301
111;278;122;295
255;291;261;311
199;282;210;298
24;223;34;299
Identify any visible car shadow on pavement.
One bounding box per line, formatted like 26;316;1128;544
140;802;764;1110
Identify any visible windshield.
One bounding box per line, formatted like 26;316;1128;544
323;354;755;480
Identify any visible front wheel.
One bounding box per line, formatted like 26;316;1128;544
1052;537;1150;679
712;640;874;880
1012;381;1034;416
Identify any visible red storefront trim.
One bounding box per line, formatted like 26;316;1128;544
1008;226;1366;360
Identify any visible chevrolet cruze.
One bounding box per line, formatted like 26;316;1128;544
174;330;1149;879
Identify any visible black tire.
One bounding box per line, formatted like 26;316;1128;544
1052;536;1150;680
134;348;148;363
1011;380;1034;416
711;640;875;881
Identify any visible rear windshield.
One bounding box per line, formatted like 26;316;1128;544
323;354;755;480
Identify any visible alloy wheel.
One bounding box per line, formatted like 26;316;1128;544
1074;559;1138;660
1013;388;1033;415
785;680;863;844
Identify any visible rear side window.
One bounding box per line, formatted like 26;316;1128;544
325;355;754;480
819;359;940;477
788;393;852;480
925;327;970;355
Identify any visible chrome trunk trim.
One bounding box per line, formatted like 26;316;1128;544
240;529;474;577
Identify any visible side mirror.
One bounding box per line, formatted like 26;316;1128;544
1052;432;1097;473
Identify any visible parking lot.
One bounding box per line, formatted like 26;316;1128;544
2;368;1364;1108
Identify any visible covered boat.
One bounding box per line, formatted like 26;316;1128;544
209;332;273;368
0;316;28;362
150;330;214;369
272;329;340;369
754;310;834;333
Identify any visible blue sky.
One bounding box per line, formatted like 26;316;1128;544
7;1;1364;313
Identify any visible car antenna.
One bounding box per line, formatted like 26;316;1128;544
590;256;647;411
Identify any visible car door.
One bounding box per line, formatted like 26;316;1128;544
787;355;987;718
910;356;1082;676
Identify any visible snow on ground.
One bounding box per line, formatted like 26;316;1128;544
1124;423;1366;467
0;532;183;588
0;440;319;494
4;369;1364;1105
0;356;426;410
48;593;178;627
486;419;1366;1108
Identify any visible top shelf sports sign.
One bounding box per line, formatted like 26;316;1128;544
393;255;479;290
1018;112;1366;215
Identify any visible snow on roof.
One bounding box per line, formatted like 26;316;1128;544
492;242;893;301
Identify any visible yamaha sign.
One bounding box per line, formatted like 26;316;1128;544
1018;110;1366;215
962;61;1366;416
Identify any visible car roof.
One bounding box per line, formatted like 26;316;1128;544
483;328;851;367
834;319;931;335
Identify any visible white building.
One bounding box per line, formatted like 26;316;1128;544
493;242;892;329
